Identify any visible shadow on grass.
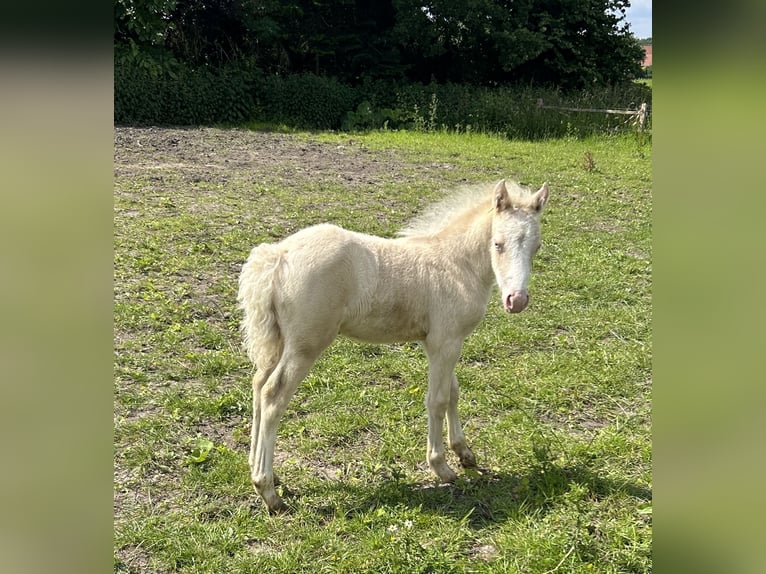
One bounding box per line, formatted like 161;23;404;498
301;464;651;528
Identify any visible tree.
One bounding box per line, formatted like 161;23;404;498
114;0;644;88
270;0;403;81
114;0;178;49
508;0;644;87
392;0;643;88
115;0;290;67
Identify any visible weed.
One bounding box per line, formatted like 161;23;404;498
582;151;597;172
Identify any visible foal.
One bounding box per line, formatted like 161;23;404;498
238;179;549;512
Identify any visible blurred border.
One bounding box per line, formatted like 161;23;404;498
0;41;114;574
655;1;766;572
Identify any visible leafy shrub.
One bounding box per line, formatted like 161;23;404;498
115;57;260;125
341;101;409;131
254;74;357;130
643;65;653;79
115;54;651;137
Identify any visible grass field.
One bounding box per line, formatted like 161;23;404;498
114;127;652;573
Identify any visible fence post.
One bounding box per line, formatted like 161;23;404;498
637;102;647;132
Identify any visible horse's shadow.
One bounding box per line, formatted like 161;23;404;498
302;463;651;528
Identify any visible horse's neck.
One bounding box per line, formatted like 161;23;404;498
434;208;495;288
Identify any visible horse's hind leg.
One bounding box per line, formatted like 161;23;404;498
250;347;318;513
447;373;477;468
248;367;271;468
248;366;280;487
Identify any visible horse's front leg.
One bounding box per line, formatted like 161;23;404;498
423;338;463;483
447;373;477;469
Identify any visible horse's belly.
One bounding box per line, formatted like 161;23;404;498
339;308;427;343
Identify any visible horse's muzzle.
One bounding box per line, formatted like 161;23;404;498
504;290;529;313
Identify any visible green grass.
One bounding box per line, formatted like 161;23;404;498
114;128;651;573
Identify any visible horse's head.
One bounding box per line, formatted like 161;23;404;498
490;179;549;313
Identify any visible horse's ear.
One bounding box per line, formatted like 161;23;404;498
532;182;549;213
494;179;511;212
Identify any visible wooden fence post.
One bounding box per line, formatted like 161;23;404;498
637;102;647;132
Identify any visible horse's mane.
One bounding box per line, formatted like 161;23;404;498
398;179;532;237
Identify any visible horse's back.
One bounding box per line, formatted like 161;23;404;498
275;224;434;344
278;224;378;287
270;224;379;339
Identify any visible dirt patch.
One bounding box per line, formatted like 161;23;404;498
114;127;409;189
115;543;159;574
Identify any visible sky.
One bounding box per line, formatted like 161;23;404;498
625;0;652;39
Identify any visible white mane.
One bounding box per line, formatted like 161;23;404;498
398;180;532;237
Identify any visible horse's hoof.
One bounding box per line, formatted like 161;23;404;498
439;468;458;484
459;451;478;469
266;498;289;515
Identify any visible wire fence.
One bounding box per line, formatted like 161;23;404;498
536;99;650;132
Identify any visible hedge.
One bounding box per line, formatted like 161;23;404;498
115;61;652;138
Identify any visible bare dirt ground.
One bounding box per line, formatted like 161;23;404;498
114;126;454;190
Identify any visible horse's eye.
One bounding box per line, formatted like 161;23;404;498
494;242;504;253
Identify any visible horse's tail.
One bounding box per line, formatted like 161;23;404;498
237;242;285;370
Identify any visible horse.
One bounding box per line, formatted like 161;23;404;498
237;179;550;513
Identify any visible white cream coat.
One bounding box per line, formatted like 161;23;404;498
237;179;548;512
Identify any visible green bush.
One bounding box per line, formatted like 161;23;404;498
115;56;651;137
643;65;653;79
254;74;357;130
115;60;259;125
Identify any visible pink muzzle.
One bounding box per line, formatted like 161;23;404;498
504;290;529;313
